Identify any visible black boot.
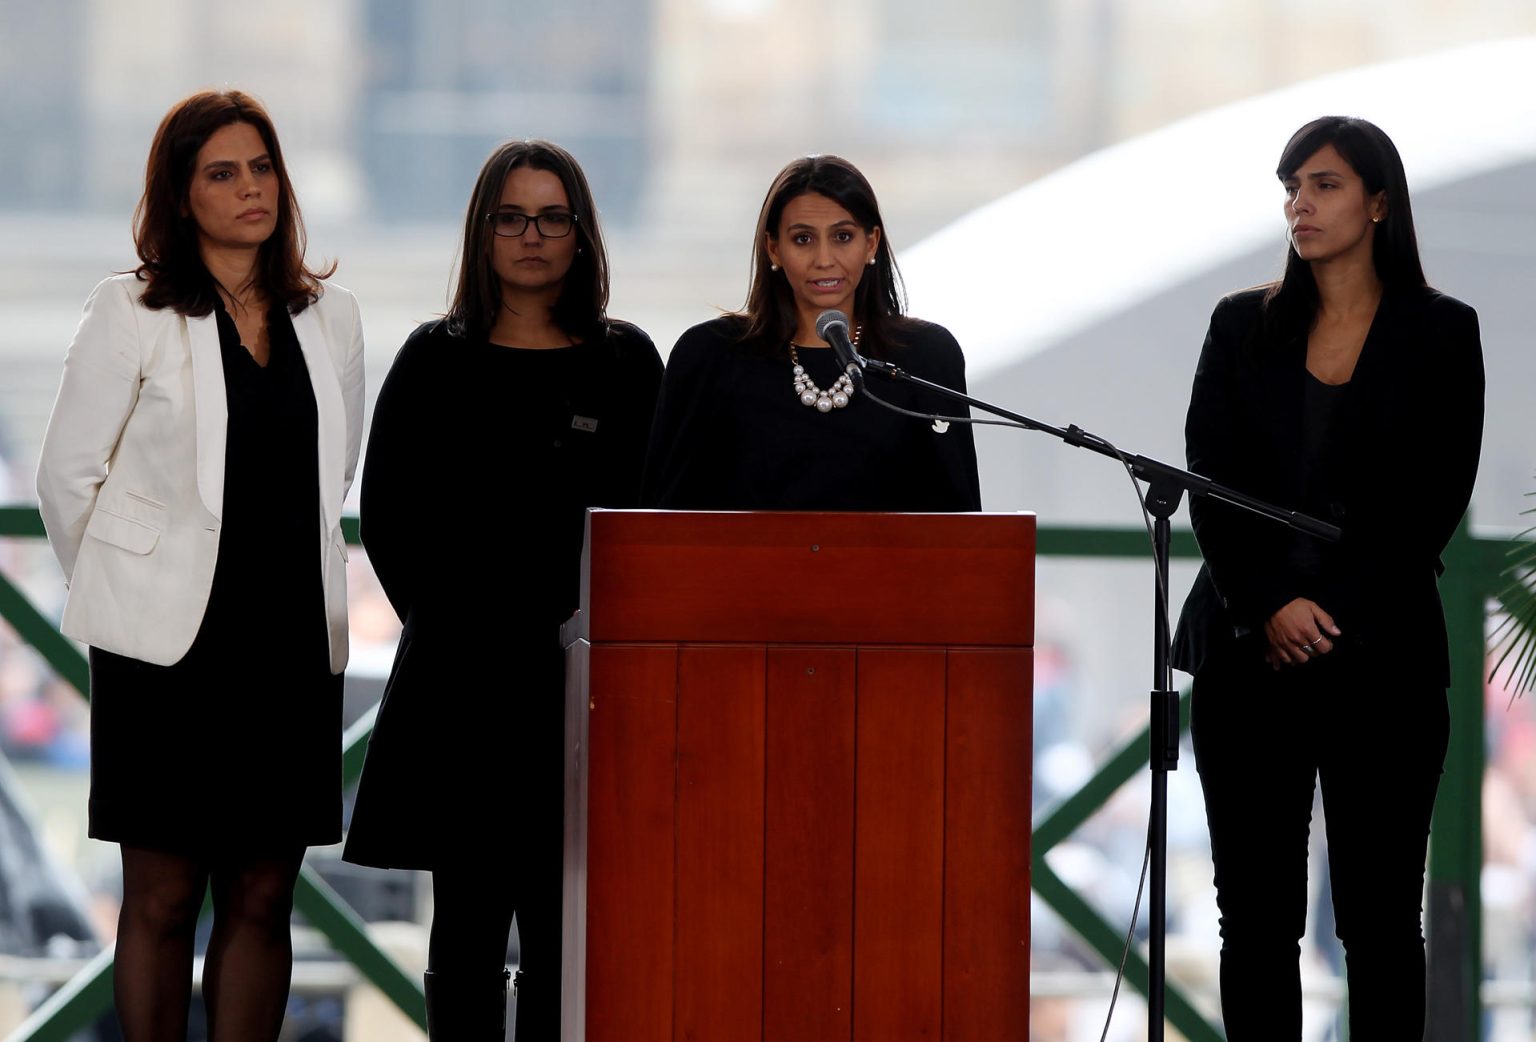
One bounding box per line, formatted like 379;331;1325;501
423;967;512;1041
511;968;561;1041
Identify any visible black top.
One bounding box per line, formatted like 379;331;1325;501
344;317;663;869
1172;285;1484;682
360;318;666;635
211;303;325;625
1288;371;1349;584
643;315;982;511
1300;370;1347;463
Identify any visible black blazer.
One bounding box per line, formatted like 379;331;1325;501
1171;285;1484;684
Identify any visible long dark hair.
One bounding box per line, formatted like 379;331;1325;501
445;139;610;341
739;155;911;358
1263;116;1427;335
133;89;332;316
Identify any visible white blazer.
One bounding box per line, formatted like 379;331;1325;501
36;273;365;672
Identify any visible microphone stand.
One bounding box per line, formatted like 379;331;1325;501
853;354;1339;1042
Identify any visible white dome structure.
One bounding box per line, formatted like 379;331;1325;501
904;36;1536;384
895;39;1536;725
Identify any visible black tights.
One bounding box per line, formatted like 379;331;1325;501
429;855;562;1041
115;845;304;1042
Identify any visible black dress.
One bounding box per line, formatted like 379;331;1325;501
88;303;342;855
642;315;981;511
343;319;663;870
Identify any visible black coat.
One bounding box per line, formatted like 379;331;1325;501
343;319;663;869
642;315;982;511
1171;285;1484;684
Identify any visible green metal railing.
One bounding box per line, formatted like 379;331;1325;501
0;506;1515;1040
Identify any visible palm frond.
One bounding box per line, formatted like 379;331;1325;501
1489;487;1536;696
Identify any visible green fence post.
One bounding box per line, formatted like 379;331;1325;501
1426;517;1485;1040
0;505;48;539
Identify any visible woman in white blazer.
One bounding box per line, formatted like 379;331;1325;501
35;90;363;1042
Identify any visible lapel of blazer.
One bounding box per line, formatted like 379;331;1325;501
186;310;227;520
291;301;346;530
1345;284;1398;392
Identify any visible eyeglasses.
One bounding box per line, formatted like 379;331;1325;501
485;210;578;238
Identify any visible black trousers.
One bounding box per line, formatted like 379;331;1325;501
430;835;563;1039
429;706;566;1041
1191;637;1449;1042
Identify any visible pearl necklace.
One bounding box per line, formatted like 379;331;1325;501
789;326;861;413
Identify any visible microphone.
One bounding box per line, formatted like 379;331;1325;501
815;309;864;373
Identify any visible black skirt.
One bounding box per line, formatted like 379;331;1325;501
87;303;341;855
342;628;565;871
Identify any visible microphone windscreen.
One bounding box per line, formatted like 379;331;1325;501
816;309;849;341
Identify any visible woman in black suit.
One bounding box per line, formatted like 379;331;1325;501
1172;116;1483;1039
343;140;662;1040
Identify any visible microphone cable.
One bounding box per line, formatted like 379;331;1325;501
856;384;1170;623
858;380;1172;1042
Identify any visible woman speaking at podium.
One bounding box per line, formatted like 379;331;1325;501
1173;116;1484;1039
642;154;981;511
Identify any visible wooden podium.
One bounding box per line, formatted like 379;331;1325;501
561;510;1034;1042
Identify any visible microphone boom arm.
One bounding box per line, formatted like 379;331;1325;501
860;355;1339;540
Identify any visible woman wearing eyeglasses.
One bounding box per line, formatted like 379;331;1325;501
343;140;662;1040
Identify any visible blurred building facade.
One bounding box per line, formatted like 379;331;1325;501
4;0;1531;231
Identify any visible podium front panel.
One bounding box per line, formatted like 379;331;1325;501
564;511;1033;1042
